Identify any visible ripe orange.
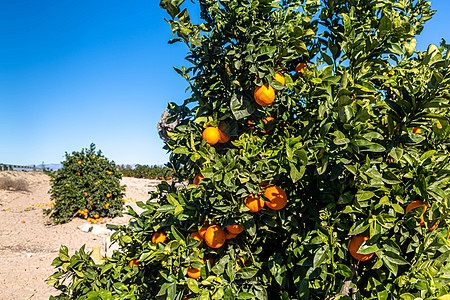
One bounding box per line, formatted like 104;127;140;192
295;63;307;74
204;225;226;248
254;84;275;106
245;195;265;212
202;127;221;145
190;231;203;247
349;235;374;261
129;259;139;267
187;266;201;279
226;232;238;239
187;259;204;279
412;127;421;134
262;116;275;133
218;129;230;143
274;72;285;87
264;186;287;210
94;214;99;219
152;232;167;244
198;226;208;238
78;161;82;164
405;200;428;226
193;174;204;185
226;224;244;234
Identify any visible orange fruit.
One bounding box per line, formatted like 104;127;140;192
202;127;221;145
187;266;201;279
129;259;139;267
198;226;208;238
77;173;80;176
218;129;230;143
78;161;82;164
263;116;274;124
190;231;203;247
262;117;275;133
236;257;246;270
295;63;307;74
187;259;204;279
274;72;285;87
349;235;374;261
245;195;265;212
405;200;428;226
226;224;244;234
152;232;167;244
412;127;421;134
204;225;226;248
193;174;204;185
94;214;99;219
254;84;275;106
264;186;287;210
226;232;238;239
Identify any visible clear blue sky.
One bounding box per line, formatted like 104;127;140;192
0;1;448;166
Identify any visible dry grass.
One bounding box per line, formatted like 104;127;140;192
0;177;29;191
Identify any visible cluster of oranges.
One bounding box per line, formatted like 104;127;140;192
201;63;307;146
245;185;287;212
349;199;442;261
194;174;288;212
77;208;104;223
129;224;247;279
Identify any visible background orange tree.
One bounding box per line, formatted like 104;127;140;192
48;0;450;299
46;143;124;224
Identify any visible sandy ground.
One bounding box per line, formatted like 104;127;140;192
0;171;160;300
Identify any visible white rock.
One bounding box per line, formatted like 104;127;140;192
91;225;111;235
78;223;92;233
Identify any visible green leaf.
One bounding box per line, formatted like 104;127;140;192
173;147;190;154
313;245;328;269
237;267;259;279
119;235;132;244
289;163;305;182
187;278;200;293
237;292;257;299
100;263;114;275
336;264;353;277
230;94;256;120
171;225;185;245
383;251;409;266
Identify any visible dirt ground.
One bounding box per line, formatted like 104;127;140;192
0;171;159;300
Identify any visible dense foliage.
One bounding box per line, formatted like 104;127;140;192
119;164;174;180
48;0;450;299
46;143;125;224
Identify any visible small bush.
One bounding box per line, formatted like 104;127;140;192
46;143;125;224
0;177;29;191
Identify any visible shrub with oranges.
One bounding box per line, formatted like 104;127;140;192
45;143;125;224
48;1;450;299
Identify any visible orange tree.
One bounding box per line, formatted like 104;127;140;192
46;143;125;224
119;164;174;179
47;0;450;299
